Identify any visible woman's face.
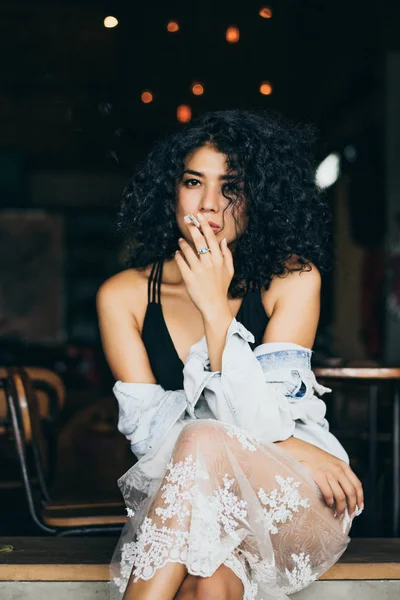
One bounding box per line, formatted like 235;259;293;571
175;145;247;250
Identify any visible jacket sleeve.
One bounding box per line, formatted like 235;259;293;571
182;317;331;445
113;382;187;459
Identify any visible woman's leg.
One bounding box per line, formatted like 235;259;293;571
196;564;244;600
174;565;244;600
122;423;212;600
173;573;198;600
123;562;187;600
119;419;346;599
122;421;246;600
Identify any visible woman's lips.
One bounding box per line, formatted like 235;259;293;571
208;221;221;232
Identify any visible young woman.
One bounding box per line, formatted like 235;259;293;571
97;109;364;600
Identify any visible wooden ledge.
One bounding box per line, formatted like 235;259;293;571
0;537;115;581
314;367;400;379
0;538;400;581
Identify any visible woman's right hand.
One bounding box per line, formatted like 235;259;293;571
276;436;364;519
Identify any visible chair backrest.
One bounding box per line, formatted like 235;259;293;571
3;369;55;533
0;366;65;423
25;367;66;414
6;367;51;501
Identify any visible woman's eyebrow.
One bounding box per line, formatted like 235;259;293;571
183;169;236;180
183;169;204;177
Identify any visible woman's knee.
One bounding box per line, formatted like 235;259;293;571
196;565;243;600
177;420;223;450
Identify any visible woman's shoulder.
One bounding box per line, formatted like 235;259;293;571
271;258;321;289
96;266;153;314
261;259;321;315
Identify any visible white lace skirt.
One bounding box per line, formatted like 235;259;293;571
110;419;360;600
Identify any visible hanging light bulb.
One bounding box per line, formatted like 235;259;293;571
260;81;273;95
226;26;240;43
191;82;204;96
177;105;192;123
141;91;153;104
259;7;273;19
167;21;179;32
104;16;118;28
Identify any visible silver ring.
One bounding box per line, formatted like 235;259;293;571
197;246;210;255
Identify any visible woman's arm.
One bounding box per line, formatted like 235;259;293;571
96;272;157;383
263;265;363;516
183;263;364;517
202;262;321;374
261;262;321;347
184;265;324;439
277;435;364;518
96;273;187;458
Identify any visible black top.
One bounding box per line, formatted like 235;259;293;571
141;260;270;390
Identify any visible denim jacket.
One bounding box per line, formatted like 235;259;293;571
114;317;349;464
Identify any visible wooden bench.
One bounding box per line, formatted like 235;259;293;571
0;537;399;581
0;538;399;599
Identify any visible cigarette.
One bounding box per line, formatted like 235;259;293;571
187;214;201;228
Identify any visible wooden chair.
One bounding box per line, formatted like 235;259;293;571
2;367;127;536
314;366;400;537
0;366;66;488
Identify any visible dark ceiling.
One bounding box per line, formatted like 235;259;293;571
0;0;398;170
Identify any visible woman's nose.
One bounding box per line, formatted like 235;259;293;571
199;186;220;210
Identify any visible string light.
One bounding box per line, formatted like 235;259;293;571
177;105;192;123
191;83;204;96
226;26;240;43
104;16;118;28
141;91;153;104
259;7;273;19
167;21;179;32
260;81;273;95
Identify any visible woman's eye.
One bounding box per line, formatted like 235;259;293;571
184;179;200;187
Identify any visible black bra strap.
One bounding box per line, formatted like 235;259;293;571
156;259;163;304
148;262;158;304
148;260;164;304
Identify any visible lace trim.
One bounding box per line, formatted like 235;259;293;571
257;475;310;534
282;552;318;594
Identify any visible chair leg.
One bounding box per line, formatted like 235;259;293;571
368;384;378;536
393;383;400;537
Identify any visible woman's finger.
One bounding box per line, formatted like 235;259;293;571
326;472;347;517
220;237;233;272
178;238;202;270
308;468;335;509
183;217;213;264
342;465;364;513
336;471;358;517
174;248;192;278
196;214;222;256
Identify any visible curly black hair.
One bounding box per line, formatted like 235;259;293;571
116;109;332;298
